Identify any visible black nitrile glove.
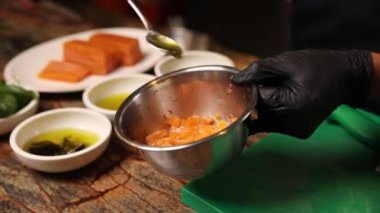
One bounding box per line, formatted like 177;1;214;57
232;50;373;138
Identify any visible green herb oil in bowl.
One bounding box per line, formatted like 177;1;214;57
23;128;99;156
95;93;130;110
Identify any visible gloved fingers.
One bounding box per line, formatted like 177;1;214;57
233;62;290;86
257;86;282;108
232;62;260;85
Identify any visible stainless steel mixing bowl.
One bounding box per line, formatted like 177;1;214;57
114;65;257;180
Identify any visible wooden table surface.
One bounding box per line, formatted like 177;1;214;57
0;1;259;212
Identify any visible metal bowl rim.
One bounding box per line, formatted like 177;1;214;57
114;65;257;152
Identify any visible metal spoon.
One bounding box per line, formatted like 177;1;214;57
127;0;182;58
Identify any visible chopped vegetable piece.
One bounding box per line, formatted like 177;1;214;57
2;84;35;109
89;33;143;66
62;137;86;154
26;140;63;156
63;40;120;75
0;93;18;118
0;82;36;118
38;60;91;82
26;138;86;156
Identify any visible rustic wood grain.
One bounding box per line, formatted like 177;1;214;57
0;134;195;212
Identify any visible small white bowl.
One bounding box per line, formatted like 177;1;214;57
82;74;155;121
0;90;39;135
154;50;234;76
9;108;112;173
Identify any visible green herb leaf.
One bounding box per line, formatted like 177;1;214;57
26;140;64;156
0;93;18;118
62;137;86;154
1;84;36;110
0;84;36;114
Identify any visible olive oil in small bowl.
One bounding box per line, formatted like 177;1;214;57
23;128;99;156
95;93;130;111
10;108;112;173
83;74;155;120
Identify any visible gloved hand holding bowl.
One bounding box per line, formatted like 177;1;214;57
233;49;379;138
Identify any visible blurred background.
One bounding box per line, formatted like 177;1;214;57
0;0;291;63
55;0;292;57
2;0;380;71
92;0;291;57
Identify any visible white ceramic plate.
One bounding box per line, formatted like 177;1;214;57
4;27;165;93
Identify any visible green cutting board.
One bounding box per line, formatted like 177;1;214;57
182;106;380;213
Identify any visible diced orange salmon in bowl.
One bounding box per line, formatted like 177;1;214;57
145;115;237;147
